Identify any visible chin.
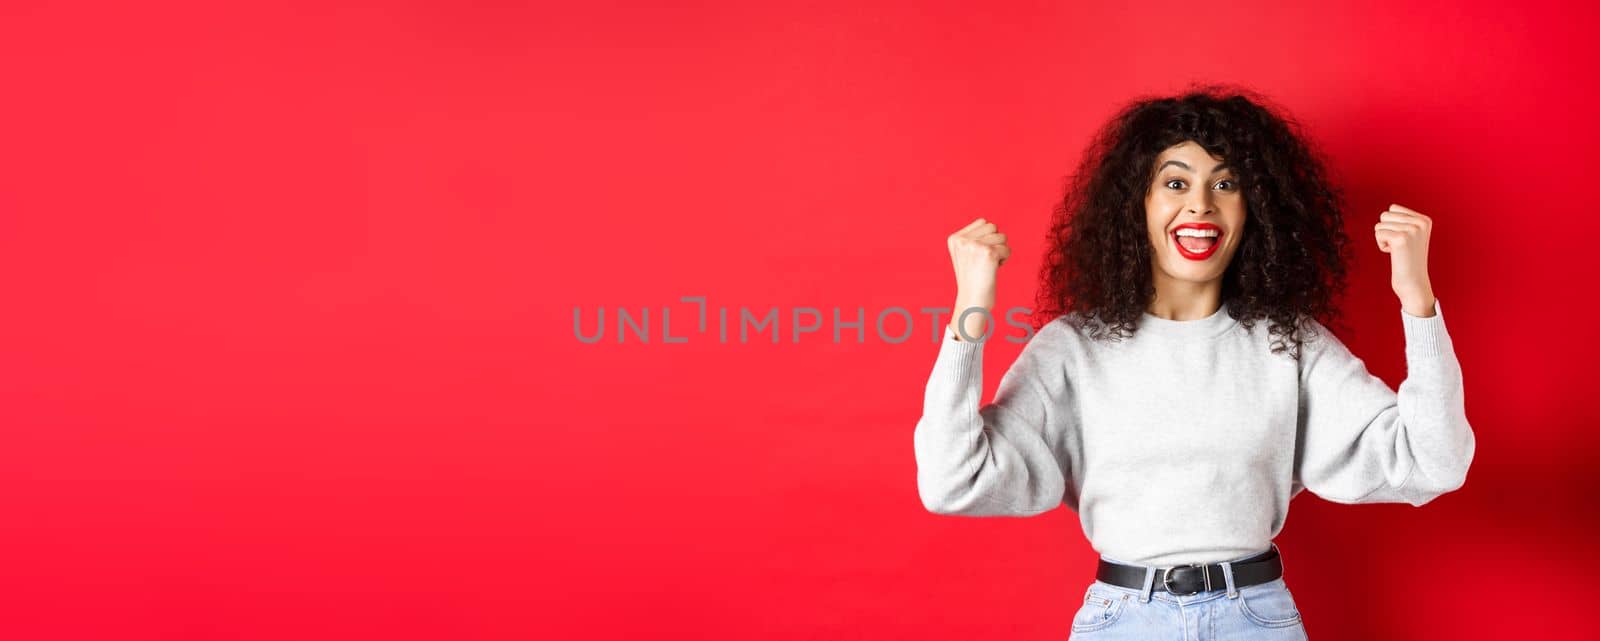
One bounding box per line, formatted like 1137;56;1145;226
1161;258;1231;283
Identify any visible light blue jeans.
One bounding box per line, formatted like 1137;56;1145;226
1069;544;1309;640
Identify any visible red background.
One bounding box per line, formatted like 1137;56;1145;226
3;1;1596;639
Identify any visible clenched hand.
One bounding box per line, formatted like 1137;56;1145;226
947;217;1011;341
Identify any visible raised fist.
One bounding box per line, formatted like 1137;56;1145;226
946;217;1011;341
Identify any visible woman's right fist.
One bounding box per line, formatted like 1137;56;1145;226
946;217;1011;341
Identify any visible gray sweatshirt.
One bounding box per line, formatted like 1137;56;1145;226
912;299;1475;567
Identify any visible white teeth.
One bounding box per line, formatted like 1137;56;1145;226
1174;228;1219;238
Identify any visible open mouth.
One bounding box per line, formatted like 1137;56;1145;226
1171;224;1222;260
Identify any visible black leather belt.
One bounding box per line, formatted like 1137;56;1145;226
1095;545;1282;595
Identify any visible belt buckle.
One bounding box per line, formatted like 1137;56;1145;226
1161;563;1210;596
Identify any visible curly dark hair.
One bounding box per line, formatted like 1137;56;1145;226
1032;83;1352;360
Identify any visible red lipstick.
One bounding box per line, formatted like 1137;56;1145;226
1171;222;1223;261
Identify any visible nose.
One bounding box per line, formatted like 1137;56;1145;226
1185;189;1216;215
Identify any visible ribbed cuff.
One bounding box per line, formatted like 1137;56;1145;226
936;323;985;385
1401;299;1451;358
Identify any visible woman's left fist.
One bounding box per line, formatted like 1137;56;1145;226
1374;203;1437;317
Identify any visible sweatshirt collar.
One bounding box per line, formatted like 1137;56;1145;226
1137;300;1239;341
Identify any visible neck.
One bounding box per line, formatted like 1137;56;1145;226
1147;273;1224;321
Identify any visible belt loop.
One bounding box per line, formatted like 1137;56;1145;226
1221;560;1239;599
1275;542;1286;579
1139;566;1156;603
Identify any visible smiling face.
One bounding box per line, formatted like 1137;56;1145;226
1144;141;1247;287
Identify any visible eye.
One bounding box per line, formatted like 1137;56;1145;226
1165;179;1185;190
1214;179;1237;191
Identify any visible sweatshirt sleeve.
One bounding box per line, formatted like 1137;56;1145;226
913;320;1073;517
1293;299;1476;506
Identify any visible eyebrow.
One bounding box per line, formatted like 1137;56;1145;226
1158;160;1231;174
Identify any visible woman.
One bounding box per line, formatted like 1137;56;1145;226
912;86;1475;640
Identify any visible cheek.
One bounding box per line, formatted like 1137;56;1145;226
1224;196;1247;218
1147;195;1186;222
1144;198;1173;224
1148;226;1171;252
